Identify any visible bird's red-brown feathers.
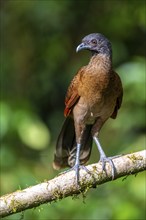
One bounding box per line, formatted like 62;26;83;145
64;92;79;117
64;69;84;117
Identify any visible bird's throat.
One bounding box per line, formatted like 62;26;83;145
89;54;112;73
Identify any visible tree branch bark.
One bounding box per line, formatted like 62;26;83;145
0;150;146;218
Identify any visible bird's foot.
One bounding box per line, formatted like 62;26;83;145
72;164;90;186
100;155;118;180
60;164;90;186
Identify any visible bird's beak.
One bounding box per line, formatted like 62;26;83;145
76;42;89;53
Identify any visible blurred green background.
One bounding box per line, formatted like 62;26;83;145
0;0;145;219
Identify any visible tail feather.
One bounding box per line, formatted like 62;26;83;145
53;117;93;170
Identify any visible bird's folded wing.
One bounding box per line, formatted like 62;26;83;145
110;71;123;119
64;92;80;117
64;71;83;117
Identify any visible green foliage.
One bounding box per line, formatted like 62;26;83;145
0;0;145;219
15;110;50;150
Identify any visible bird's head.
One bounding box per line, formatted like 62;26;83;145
76;33;112;57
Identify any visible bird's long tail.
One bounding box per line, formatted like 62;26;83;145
53;117;93;170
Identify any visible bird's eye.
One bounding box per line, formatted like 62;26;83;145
91;39;97;45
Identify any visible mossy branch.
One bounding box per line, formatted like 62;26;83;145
0;150;146;218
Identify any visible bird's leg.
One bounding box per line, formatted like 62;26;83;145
72;143;90;185
65;142;89;185
60;142;89;186
73;143;81;184
93;136;118;179
67;118;90;185
91;118;119;179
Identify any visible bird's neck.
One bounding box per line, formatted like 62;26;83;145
89;54;112;73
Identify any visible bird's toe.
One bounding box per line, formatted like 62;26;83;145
100;156;115;179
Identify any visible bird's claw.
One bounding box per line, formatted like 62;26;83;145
100;156;116;180
75;164;90;186
60;164;90;186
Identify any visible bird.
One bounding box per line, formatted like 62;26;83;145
53;33;123;184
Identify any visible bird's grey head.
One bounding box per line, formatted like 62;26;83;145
76;33;112;57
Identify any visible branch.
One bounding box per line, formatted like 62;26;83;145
0;150;146;218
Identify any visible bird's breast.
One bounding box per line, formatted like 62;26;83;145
74;72;117;124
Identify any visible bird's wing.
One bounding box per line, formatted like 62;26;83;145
111;71;123;119
64;92;79;117
64;67;85;117
64;76;80;117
